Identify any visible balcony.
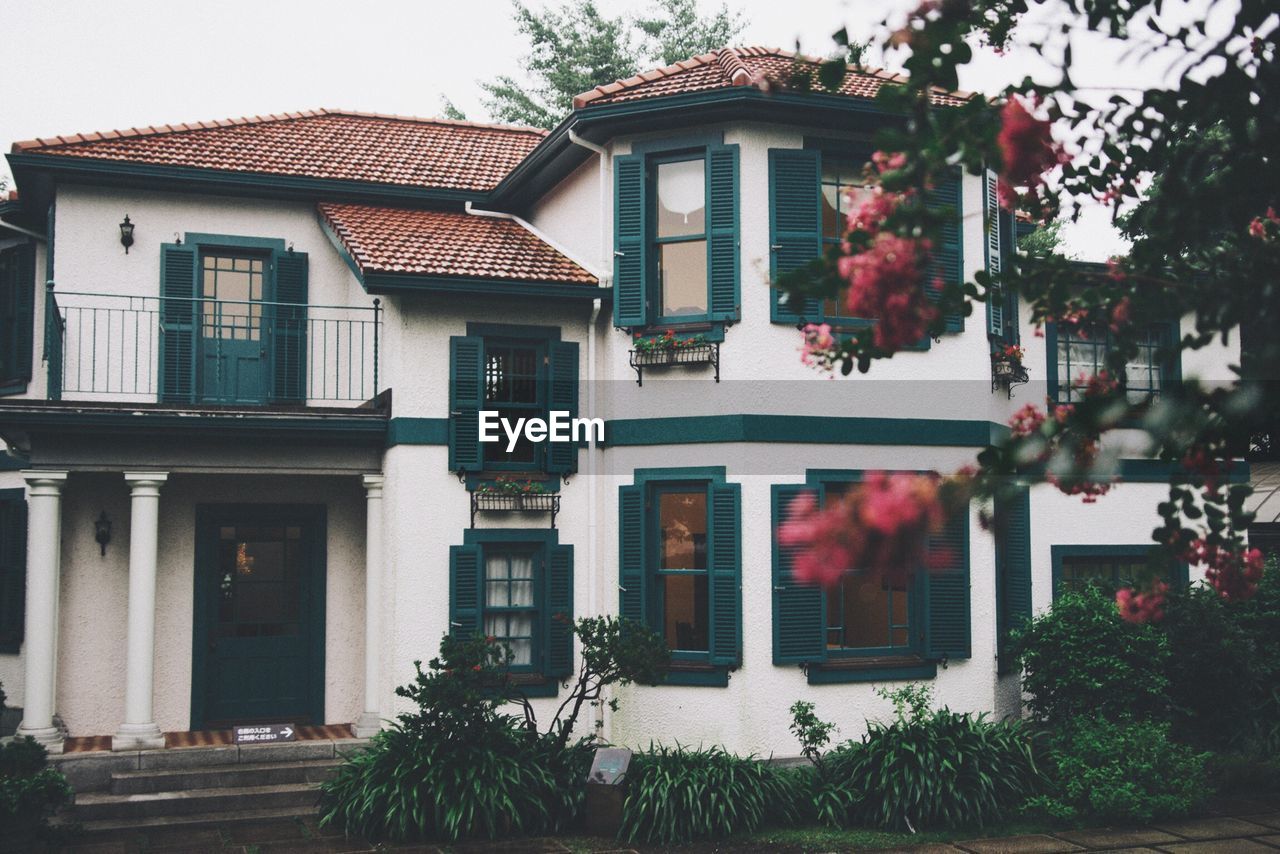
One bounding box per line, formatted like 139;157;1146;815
44;287;381;409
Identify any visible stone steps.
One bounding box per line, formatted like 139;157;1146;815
109;757;340;794
67;803;321;835
72;780;323;822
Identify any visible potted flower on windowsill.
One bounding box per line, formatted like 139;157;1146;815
991;344;1030;391
475;476;547;509
631;329;708;363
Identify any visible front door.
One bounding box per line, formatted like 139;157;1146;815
198;252;269;404
193;506;325;729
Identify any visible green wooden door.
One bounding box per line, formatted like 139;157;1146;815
197;252;270;405
193;506;325;728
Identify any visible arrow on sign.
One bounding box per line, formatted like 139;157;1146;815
281;727;294;739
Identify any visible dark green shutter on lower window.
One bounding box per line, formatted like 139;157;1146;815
707;145;740;321
613;155;648;327
546;340;580;475
272;251;308;403
0;491;26;655
449;544;483;638
448;336;484;473
618;485;646;623
707;482;741;666
926;169;964;333
996;487;1032;674
159;243;197;403
546;543;574;679
768;149;822;323
924;502;971;661
771;484;826;665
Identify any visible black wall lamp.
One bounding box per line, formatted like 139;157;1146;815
94;512;112;556
119;215;135;253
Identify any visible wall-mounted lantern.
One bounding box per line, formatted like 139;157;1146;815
119;215;135;254
94;511;112;556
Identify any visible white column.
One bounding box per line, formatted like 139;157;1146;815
112;472;169;751
16;471;68;754
354;473;385;738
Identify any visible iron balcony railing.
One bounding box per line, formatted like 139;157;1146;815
43;284;382;407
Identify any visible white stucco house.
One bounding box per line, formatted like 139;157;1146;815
0;46;1243;760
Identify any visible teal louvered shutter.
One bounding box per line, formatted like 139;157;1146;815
448;336;484;473
996;488;1031;674
159;243;197;403
13;244;35;382
707;482;742;666
546;543;574;679
984;170;1006;340
546;340;579;475
924;502;971;661
272;251;308;403
771;484;826;665
926;169;964;333
613;155;648;327
707;145;740;321
618;485;646;624
768;149;822;323
449;544;483;638
0;492;26;654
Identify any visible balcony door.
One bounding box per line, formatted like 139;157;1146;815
198;252;270;405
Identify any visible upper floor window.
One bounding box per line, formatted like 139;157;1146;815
612;144;739;330
818;157;878;326
483;340;543;468
1049;322;1179;406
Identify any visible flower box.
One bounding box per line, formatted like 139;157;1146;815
471;491;560;528
628;342;720;385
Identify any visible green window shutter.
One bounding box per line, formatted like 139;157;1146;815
984;170;1006;340
0;491;26;655
618;484;646;624
768;149;822;323
771;484;826;665
926;169;965;333
707;145;740;321
271;250;308;403
613;155;648;327
996;487;1032;674
707;481;741;667
448;335;484;473
14;244;35;382
924;502;971;661
546;340;579;475
546;543;574;679
449;544;483;638
159;243;197;403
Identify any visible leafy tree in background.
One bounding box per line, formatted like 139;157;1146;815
1018;219;1066;259
470;0;745;129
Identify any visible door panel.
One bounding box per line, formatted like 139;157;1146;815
198;253;269;405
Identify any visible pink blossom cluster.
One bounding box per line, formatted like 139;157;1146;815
777;472;945;589
1008;402;1047;438
996;95;1067;211
1183;539;1265;601
1116;580;1169;624
845;188;904;235
800;323;839;371
1181;446;1225;494
837;232;938;350
1249;207;1279;241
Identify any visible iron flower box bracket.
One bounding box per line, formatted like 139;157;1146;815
628;343;720;386
470;491;560;528
991;356;1030;398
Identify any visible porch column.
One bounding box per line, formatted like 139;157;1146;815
16;471;68;754
354;473;385;738
113;472;169;751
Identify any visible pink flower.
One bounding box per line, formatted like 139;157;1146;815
800;323;839;370
1008;403;1047;438
996;96;1066;211
839;232;938;350
1116;581;1168;624
1109;297;1132;332
1182;540;1265;601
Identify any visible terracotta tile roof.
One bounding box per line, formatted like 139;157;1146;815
573;46;972;109
11;109;547;193
318;202;597;285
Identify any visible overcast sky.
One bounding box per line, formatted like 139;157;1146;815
3;0;1218;260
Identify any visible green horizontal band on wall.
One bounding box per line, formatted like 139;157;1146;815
604;415;1000;448
386;417;450;445
1019;458;1250;484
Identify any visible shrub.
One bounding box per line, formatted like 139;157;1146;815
618;745;804;844
817;685;1042;832
1015;586;1170;724
0;737;73;849
1025;716;1209;823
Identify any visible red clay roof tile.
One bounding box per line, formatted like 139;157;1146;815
12;109;548;193
318;203;597;286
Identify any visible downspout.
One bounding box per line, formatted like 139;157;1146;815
567;127;612;741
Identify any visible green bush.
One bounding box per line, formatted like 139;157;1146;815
819;686;1042;832
1015;586;1170;724
1025;717;1209;823
0;737;73;850
618;744;804;844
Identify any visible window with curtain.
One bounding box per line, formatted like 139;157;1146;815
1054;323;1176;405
819;155;878;325
654;157;708;320
654;485;710;653
483;546;539;668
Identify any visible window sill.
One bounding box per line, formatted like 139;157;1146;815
465;472;560;493
806;654;937;685
662;660;730;687
0;379;28;397
629;321;727;343
509;672;561;698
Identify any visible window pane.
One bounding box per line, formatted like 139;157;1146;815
656;159;705;238
828;573;911;650
484;345;539;404
1060;555;1156;594
659;491;707;570
659;240;708;318
662;573;709;651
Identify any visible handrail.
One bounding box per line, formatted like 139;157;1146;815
52;290;379;313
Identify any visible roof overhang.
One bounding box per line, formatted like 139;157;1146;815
360;272;610;302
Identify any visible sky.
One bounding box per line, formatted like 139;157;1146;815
1;0;1224;260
